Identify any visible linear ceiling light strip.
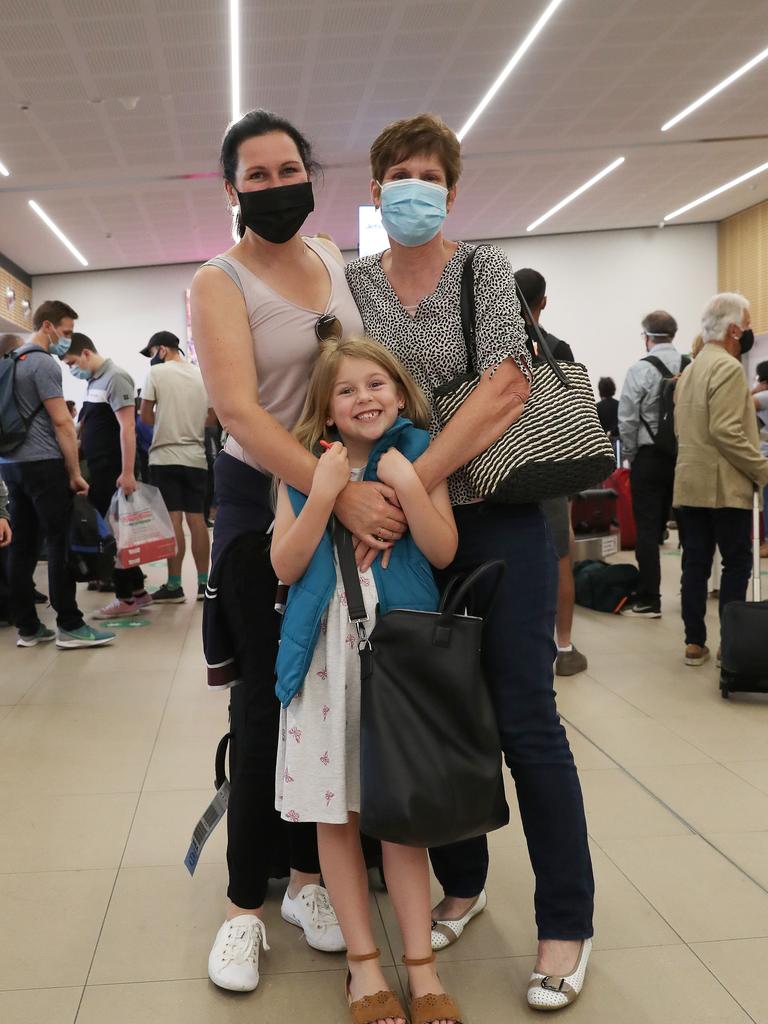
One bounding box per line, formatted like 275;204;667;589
457;0;567;142
28;200;88;266
526;156;625;232
662;44;768;132
230;0;241;122
0;158;9;176
664;159;768;221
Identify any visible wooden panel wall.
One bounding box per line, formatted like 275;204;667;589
0;265;33;331
718;199;768;334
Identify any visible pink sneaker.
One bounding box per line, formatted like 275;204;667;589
132;592;154;610
93;597;141;620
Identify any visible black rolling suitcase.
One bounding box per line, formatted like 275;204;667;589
720;490;768;699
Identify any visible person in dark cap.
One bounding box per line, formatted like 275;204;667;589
140;330;183;361
140;332;215;601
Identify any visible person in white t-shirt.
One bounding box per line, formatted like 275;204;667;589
140;331;215;602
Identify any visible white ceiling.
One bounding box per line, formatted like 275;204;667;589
1;0;768;275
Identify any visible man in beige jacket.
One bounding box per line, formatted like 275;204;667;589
674;292;768;667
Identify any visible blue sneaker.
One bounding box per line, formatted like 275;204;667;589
56;624;116;649
16;624;56;648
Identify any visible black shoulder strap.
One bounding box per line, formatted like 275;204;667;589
460;245;570;387
459;247;479;373
332;519;367;624
642;355;674;379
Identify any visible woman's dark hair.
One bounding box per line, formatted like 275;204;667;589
756;361;768;383
598;376;616;398
220;109;320;238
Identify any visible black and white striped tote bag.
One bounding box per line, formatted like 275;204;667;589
433;248;615;504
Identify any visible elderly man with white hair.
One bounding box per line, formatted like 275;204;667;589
674;292;768;667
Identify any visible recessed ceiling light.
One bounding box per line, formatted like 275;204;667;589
664;159;768;221
0;158;9;176
229;0;241;122
662;44;768;132
28;200;88;266
457;0;567;142
526;156;625;232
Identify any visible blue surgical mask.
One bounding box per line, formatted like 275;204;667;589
69;365;92;381
49;331;71;357
378;179;448;247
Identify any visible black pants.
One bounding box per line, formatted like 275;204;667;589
629;446;676;608
429;503;594;940
87;457;144;599
1;460;84;635
217;531;320;908
678;505;753;647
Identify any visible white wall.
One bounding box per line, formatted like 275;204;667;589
493;223;717;391
33;222;717;404
32;262;199;404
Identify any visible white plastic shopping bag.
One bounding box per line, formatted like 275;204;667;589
109;482;177;568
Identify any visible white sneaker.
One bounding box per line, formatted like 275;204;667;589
281;884;346;952
207;915;269;992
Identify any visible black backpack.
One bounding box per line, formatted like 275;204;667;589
574;559;639;614
67;495;117;582
639;354;690;458
0;346;48;454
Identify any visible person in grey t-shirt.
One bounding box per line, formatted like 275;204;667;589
0;299;114;649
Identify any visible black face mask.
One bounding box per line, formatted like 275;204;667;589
739;328;755;355
150;353;164;365
235;181;314;244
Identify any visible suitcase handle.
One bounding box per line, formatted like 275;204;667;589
754;487;762;603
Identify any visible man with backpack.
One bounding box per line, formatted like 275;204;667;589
619;310;688;618
674;293;768;666
0;300;115;649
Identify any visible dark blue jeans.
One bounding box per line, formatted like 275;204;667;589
429;502;594;940
677;505;753;647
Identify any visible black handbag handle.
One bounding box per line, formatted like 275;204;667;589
439;559;506;621
460;246;571;388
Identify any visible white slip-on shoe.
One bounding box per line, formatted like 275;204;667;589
281;884;346;952
430;889;487;950
208;915;269;992
527;938;592;1011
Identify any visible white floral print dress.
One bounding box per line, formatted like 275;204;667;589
275;480;379;824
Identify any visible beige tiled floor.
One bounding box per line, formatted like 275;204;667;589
1;545;767;1023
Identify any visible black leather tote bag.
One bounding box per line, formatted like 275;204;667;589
335;525;509;848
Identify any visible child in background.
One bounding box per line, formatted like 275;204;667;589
272;336;461;1024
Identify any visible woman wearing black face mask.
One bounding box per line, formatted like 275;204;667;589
190;110;408;995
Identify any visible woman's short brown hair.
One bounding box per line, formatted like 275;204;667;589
370;113;462;189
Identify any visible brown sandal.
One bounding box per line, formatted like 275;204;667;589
346;949;407;1024
403;953;463;1024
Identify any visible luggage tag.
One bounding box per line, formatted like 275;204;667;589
185;733;232;875
184;780;230;876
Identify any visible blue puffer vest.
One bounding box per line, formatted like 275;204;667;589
275;418;439;707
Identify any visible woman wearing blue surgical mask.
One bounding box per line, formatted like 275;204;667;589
346;113;595;1012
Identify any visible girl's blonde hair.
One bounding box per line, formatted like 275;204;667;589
293;334;431;453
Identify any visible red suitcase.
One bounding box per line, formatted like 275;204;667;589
603;467;636;550
571;489;617;534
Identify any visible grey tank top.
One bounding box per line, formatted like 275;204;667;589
204;237;363;471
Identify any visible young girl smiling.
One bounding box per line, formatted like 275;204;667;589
272;335;461;1024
